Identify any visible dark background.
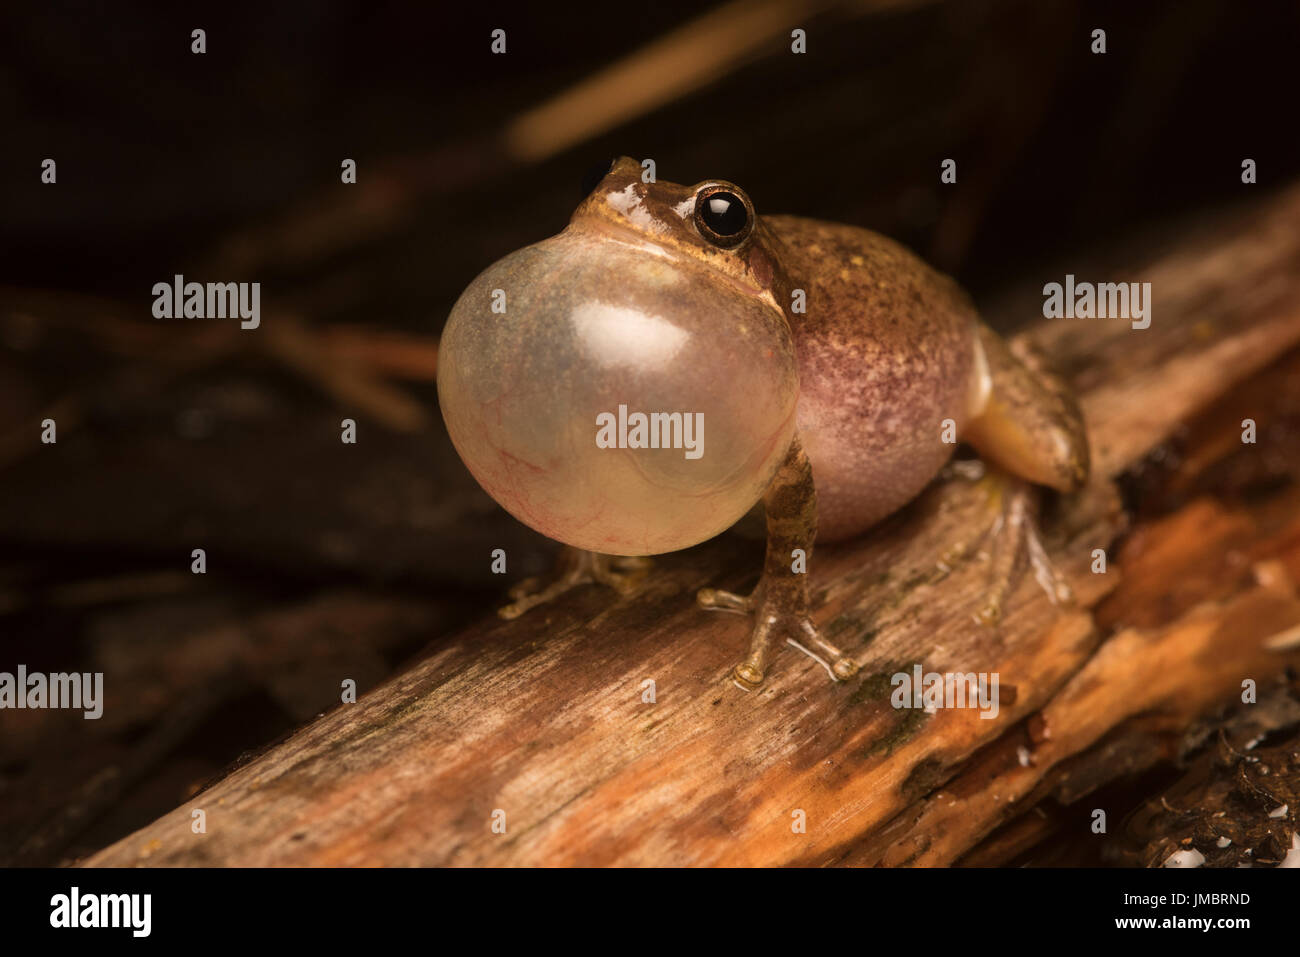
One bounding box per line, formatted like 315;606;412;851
1;0;1297;865
4;0;1299;312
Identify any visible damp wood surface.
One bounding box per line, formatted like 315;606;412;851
81;183;1300;867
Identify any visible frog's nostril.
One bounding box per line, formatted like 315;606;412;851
579;157;618;199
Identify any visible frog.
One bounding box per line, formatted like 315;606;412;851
437;157;1089;689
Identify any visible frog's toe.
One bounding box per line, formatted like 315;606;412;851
506;575;545;601
973;471;1074;627
498;547;648;619
832;656;861;680
1025;519;1075;606
714;585;858;689
787;614;858;682
499;575;584;619
593;555;653;595
610;555;653;572
733;661;766;690
696;586;756;613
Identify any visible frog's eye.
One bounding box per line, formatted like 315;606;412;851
579;157;618;199
694;185;753;248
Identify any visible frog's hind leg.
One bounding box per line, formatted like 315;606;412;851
964;322;1089;493
697;435;859;689
970;470;1072;624
498;548;651;620
958;322;1090;624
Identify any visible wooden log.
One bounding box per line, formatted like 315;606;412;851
83;184;1300;867
1120;680;1300;869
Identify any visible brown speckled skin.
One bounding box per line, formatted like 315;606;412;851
761;216;981;540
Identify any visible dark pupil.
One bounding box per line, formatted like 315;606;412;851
701;192;747;235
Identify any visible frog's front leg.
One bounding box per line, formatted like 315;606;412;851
960;322;1091;623
697;435;859;689
498;548;651;620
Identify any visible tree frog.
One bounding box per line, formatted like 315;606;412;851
437;158;1089;688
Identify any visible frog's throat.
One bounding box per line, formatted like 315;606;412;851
561;219;783;316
